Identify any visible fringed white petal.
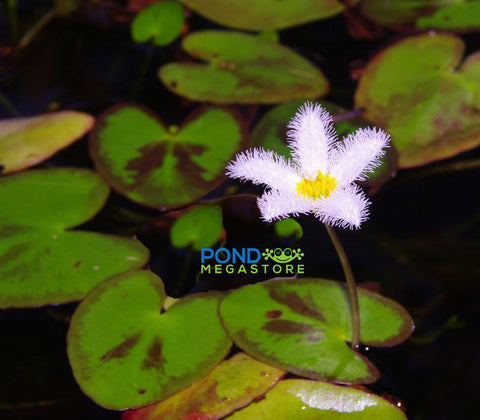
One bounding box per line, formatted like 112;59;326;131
257;190;314;222
313;184;370;229
328;127;390;188
287;102;337;178
226;148;300;194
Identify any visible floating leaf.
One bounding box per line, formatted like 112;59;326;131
178;0;345;31
355;33;480;168
131;1;184;46
417;2;480;31
68;270;232;409
219;278;413;384
250;100;398;186
0;168;149;308
122;352;285;420
361;0;480;32
90;105;245;207
228;379;407;419
170;205;223;251
159;31;329;104
0;111;94;174
274;218;303;240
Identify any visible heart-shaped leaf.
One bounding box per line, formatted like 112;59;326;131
0;168;149;308
131;1;184;46
360;0;480;33
122;352;285;420
228;379;407;419
355;33;480;168
0;111;94;174
219;278;413;384
90;105;246;207
170;205;223;251
159;31;329;104
178;0;345;31
250;100;398;187
68;270;232;409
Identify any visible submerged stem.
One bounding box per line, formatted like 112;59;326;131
324;224;360;348
18;9;56;50
131;44;154;100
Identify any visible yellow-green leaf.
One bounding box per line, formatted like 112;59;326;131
0;111;94;174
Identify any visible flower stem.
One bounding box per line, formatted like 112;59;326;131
324;224;360;348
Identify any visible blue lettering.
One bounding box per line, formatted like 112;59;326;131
247;248;261;263
232;248;246;263
201;248;214;264
216;248;230;264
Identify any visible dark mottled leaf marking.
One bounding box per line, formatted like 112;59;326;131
268;289;325;322
0;243;30;266
100;333;142;361
172;144;212;184
125;143;211;189
0;225;31;239
142;336;166;371
262;320;322;335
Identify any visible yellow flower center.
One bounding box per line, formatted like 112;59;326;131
296;171;337;199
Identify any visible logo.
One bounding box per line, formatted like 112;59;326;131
200;247;304;275
262;248;304;263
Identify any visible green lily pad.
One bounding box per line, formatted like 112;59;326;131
90;104;245;207
170;205;223;251
355;33;480;168
68;270;232;409
178;0;345;31
219;278;413;384
361;0;480;32
250;100;398;186
228;379;407;419
0;168;149;308
131;1;184;46
159;31;329;104
0;111;94;174
122;352;285;420
274;218;303;240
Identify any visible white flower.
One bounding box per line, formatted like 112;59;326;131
226;103;390;229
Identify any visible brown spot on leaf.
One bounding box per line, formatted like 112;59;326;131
138;389;146;394
73;260;82;268
142;336;166;371
266;310;282;318
100;332;141;361
268;289;325;322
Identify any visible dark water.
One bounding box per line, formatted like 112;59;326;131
1;2;479;419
